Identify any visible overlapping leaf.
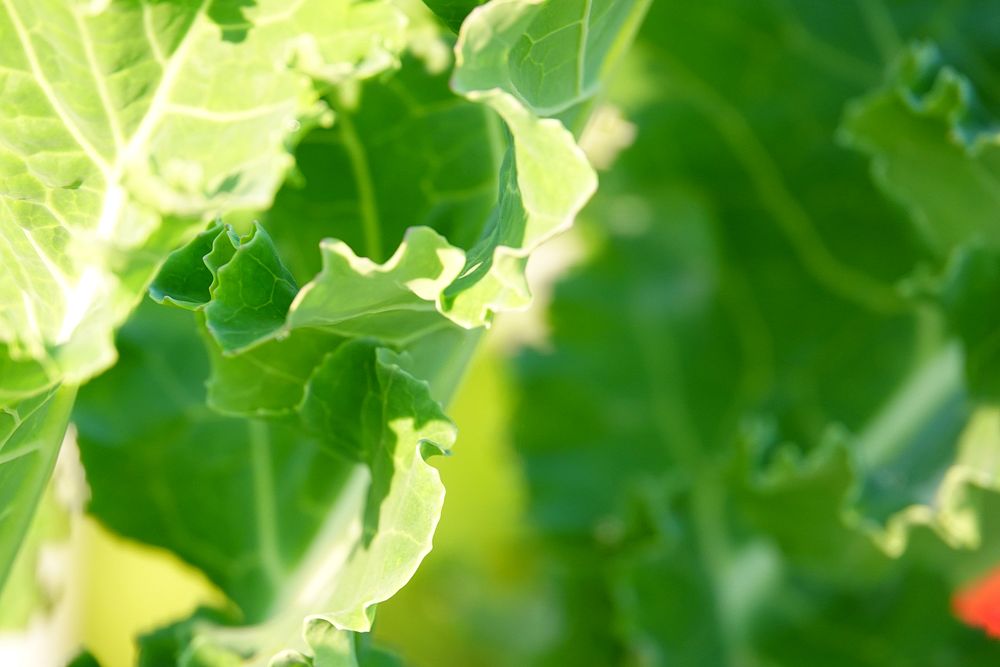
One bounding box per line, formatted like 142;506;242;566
0;0;412;614
149;0;650;355
74;300;452;664
0;386;75;594
272;0;648;335
441;0;651;326
263;52;502;274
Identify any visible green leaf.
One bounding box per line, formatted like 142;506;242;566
420;0;484;33
9;0;667;662
206;224;300;352
67;650;102;667
735;432;886;582
841;43;1000;407
0;410;76;629
0;0;406;388
136;607;237;667
266;619;404;667
154;221;466;350
205;327;345;418
264;54;503;274
0;0;409;576
149;222;226;309
117;17;655;652
201;0;648;341
0;385;75;593
841;43;1000;255
150;0;651;361
138;612;401;667
286;228;465;347
75;299;453;662
442;0;657;325
0;348;55;410
451;0;650;117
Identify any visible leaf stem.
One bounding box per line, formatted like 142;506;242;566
333;102;384;261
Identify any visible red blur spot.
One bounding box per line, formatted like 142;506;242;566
954;567;1000;637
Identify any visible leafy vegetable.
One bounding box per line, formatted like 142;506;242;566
74;299;452;662
7;0;1000;665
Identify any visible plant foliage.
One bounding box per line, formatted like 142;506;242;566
5;0;1000;665
1;0;649;663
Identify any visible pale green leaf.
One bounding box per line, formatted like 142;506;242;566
0;0;405;387
0;385;75;592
